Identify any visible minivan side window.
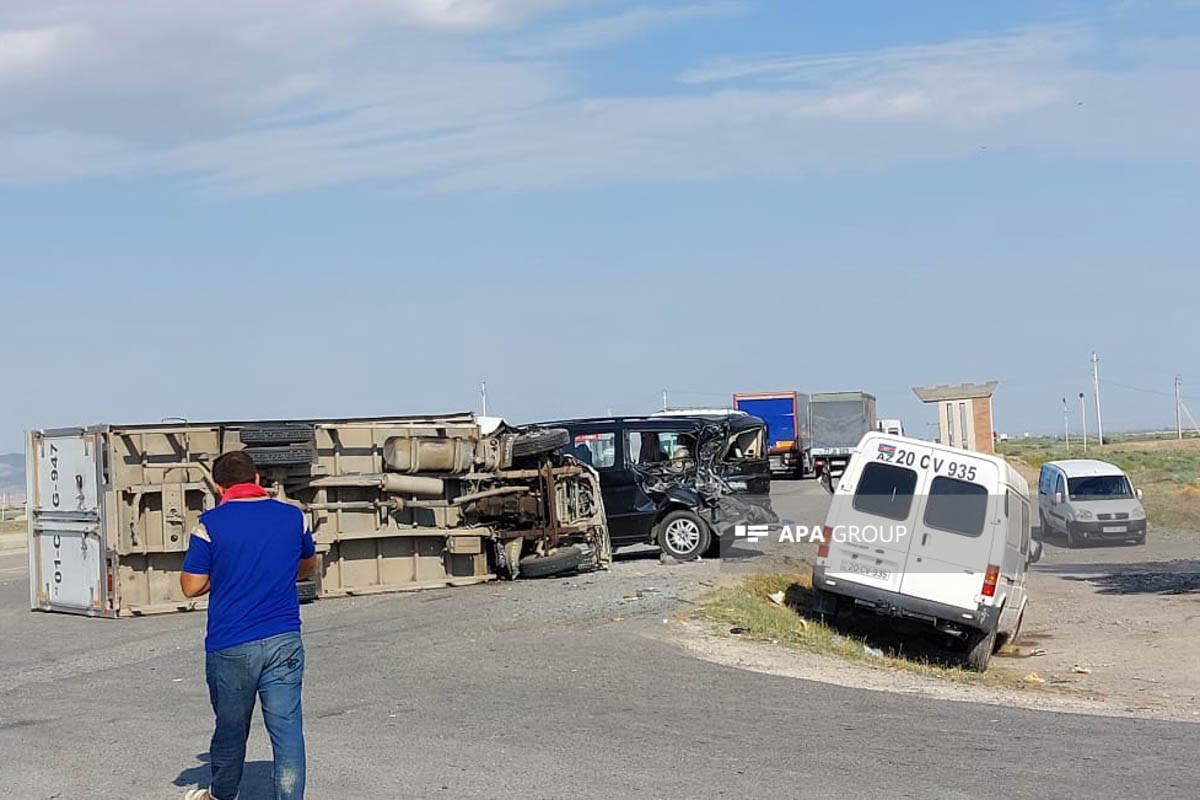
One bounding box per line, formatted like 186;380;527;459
852;463;918;521
924;476;989;537
1054;474;1065;498
572;432;616;469
626;430;689;467
1038;467;1050;495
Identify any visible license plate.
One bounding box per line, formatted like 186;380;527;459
840;559;890;582
1102;525;1126;533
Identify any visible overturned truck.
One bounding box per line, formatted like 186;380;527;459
26;414;611;617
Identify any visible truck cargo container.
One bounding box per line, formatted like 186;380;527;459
26;414;610;617
732;392;809;478
808;392;877;481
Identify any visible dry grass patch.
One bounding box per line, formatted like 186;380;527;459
698;574;1051;691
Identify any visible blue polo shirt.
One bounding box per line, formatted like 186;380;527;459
182;496;316;653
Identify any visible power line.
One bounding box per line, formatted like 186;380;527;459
1100;377;1200;402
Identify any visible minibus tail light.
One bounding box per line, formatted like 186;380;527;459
817;526;832;559
982;564;1000;597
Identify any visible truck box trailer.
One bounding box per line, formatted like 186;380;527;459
732;392;809;478
26;414;610;617
808;392;877;480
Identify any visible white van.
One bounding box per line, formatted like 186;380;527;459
876;418;904;436
810;432;1040;671
1037;460;1146;547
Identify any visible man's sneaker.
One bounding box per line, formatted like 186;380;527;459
184;790;213;800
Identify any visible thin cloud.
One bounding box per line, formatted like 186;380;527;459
678;25;1090;85
0;7;1197;194
511;2;744;57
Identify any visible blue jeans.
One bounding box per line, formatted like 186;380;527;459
205;631;306;800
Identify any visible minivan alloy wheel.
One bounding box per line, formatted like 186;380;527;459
655;509;710;559
665;518;701;552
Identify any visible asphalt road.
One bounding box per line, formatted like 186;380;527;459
2;484;1199;799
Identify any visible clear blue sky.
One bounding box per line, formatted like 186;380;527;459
2;0;1199;452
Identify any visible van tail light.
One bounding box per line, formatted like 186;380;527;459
817;526;832;559
982;564;1000;597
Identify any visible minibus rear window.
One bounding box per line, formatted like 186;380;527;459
924;476;988;537
852;463;917;521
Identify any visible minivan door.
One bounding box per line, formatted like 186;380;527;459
28;429;108;615
824;438;933;595
900;453;1000;611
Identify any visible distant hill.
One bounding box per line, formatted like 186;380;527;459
0;453;25;500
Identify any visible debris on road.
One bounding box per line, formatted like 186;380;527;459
1023;673;1047;684
1072;665;1092;675
768;590;786;606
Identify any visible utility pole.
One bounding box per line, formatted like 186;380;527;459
1065;398;1075;450
480;381;488;417
661;389;668;412
1079;392;1087;453
1176;375;1184;440
1091;352;1104;446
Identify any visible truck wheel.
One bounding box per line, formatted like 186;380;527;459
239;425;315;446
1064;528;1078;548
518;545;585;579
511;428;570;459
965;627;997;672
655;510;710;560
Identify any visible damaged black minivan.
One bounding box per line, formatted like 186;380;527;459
541;413;778;560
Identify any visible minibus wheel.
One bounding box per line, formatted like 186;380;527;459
998;606;1025;648
965;627;997;672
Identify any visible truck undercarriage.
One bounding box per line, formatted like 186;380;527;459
26;414;611;617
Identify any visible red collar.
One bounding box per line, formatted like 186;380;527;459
219;483;270;504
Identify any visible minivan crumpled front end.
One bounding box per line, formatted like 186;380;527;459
631;418;779;536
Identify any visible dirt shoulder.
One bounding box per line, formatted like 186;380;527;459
680;526;1200;722
990;527;1200;718
672;619;1153;720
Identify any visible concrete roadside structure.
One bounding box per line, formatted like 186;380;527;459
913;381;999;454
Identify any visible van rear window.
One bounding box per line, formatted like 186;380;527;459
924;476;988;537
852;463;917;521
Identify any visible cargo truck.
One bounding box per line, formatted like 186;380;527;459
808;391;877;481
732;392;809;478
25;414;611;617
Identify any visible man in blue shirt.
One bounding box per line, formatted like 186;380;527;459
181;450;318;800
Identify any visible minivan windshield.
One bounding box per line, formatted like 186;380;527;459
1068;475;1134;499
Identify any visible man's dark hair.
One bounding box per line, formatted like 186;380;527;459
213;451;258;488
